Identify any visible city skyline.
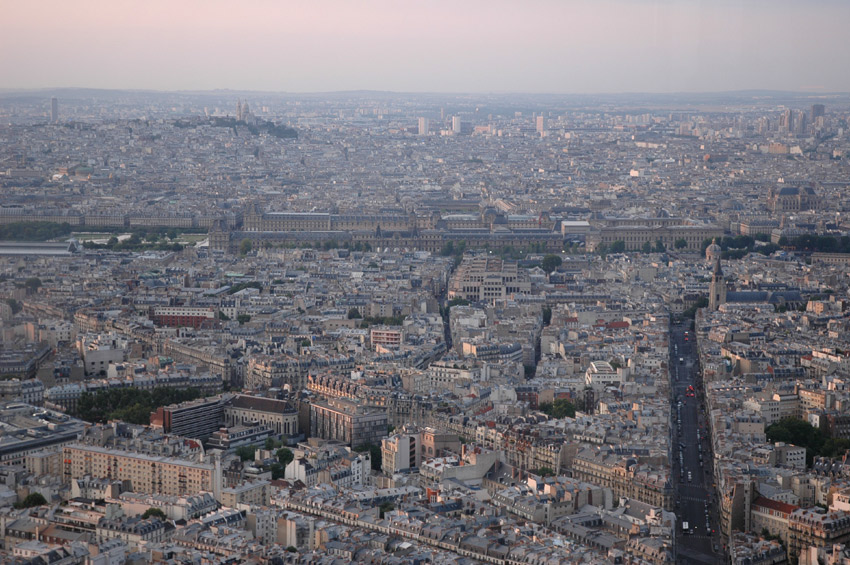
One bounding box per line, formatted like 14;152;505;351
3;0;850;94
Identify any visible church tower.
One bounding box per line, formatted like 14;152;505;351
709;258;726;311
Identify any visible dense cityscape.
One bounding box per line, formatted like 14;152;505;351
0;87;849;565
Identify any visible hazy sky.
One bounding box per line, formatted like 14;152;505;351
3;0;849;93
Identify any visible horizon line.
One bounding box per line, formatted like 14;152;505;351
1;86;848;98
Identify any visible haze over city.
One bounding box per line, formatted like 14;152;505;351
2;2;850;565
3;0;850;93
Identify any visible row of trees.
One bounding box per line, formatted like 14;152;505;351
84;237;183;252
83;228;188;252
0;221;203;243
74;387;202;425
243;239;374;253
599;239;668;256
0;222;73;241
699;235;782;260
778;234;850;254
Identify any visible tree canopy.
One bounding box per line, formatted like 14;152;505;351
766;417;850;466
142;507;167;520
239;239;253;255
0;222;72;241
539;398;576;419
541;254;563;273
74;387;201;425
14;492;47;509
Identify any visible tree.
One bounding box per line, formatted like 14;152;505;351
536;467;555;477
347;307;362;319
235;445;256;462
378;502;395;518
541;254;563;273
675;238;688;249
277;447;294;468
239;239;253;255
539;399;576;419
237;314;251;325
542;306;552;326
654;239;666;253
270;463;286;480
5;298;22;315
14;492;47;509
142;507;167;520
353;443;383;471
641;240;653;254
763;417;845;466
24;277;42;292
610;240;626;253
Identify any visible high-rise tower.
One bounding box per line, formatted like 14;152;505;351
51;97;58;123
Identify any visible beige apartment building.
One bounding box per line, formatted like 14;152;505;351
63;444;221;498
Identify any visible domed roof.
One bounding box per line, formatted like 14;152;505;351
706;238;722;262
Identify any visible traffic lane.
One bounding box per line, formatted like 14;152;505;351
672;328;717;562
674;335;714;547
682;405;714;542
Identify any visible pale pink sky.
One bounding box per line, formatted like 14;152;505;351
3;0;848;92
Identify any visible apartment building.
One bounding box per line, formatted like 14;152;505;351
63;444;221;498
150;306;216;329
788;509;850;560
309;397;387;448
219;480;270;508
150;395;231;441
